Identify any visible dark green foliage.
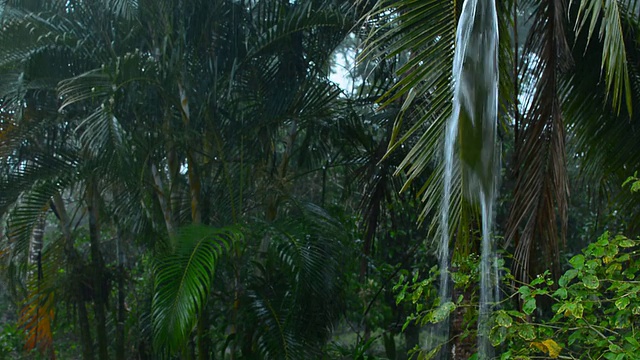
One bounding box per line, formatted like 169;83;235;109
152;225;238;354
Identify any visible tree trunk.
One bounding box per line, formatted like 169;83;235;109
52;193;95;359
115;231;126;360
87;181;109;360
403;324;420;360
197;310;210;360
78;301;95;360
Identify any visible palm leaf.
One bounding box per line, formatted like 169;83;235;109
152;225;239;354
359;0;459;244
245;202;345;359
506;0;573;281
571;0;633;115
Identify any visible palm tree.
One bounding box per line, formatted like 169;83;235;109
2;0;376;359
359;0;640;285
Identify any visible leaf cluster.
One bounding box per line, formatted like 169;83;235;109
493;232;640;359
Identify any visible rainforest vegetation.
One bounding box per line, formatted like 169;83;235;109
1;0;640;359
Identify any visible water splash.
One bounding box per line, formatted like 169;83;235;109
435;0;500;358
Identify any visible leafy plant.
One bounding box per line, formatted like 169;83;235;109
493;231;640;359
152;225;239;354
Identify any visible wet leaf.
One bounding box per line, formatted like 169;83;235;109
618;239;635;248
495;310;512;328
569;254;585;269
542;339;562;358
518;324;536;341
553;287;567;299
582;274;599;289
430;302;455;323
615;297;630;310
523;298;536;315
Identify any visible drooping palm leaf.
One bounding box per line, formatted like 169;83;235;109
562;0;640;234
358;0;460;245
572;0;634;115
243;201;346;359
506;0;573;281
152;225;239;354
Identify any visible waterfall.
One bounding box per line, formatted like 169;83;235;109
435;0;500;358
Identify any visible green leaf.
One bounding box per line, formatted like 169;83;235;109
615;297;630;310
582;274;599;289
553;287;568;300
495;310;513;328
618;239;636;248
523;298;537;315
530;275;546;286
559;269;579;286
569;254;585;269
152;225;237;353
625;336;640;348
573;0;633;115
608;344;623;353
430;302;456;324
517;323;536;341
490;326;507;346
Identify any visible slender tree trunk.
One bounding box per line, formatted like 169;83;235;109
78;301;95;360
197;310;210;360
87;181;109;360
52;193;94;359
115;231;126;360
403;324;419;360
179;80;209;358
151;164;176;237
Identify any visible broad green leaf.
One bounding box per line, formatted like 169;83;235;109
152;225;237;353
553;287;568;300
582;274;599;289
558;301;584;319
608;344;623;353
615;297;630;310
559;269;578;286
495;310;512;328
625;336;640;348
530;275;546;286
518;324;536;341
523;298;537;315
569;254;585;269
606;262;622;276
618;239;636;248
430;302;456;324
490;326;506;346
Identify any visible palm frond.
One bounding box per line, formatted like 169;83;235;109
152;225;238;354
562;1;640;233
571;0;633;115
0;8;80;68
239;201;346;359
506;0;573;281
105;0;138;20
359;0;459;243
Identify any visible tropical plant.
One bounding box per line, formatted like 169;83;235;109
1;0;385;359
358;0;640;284
493;230;640;359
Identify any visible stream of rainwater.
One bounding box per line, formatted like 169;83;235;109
434;0;500;358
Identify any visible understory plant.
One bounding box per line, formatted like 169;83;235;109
397;231;640;359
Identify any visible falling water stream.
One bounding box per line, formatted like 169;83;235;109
435;0;500;358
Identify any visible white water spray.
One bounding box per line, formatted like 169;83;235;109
435;0;500;358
